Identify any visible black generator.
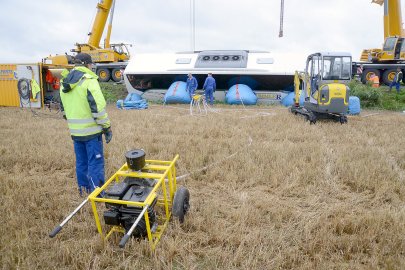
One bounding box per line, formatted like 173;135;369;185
103;177;158;237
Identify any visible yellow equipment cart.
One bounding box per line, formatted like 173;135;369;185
50;150;190;250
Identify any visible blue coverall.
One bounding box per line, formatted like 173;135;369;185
186;76;198;96
203;75;216;105
389;71;403;93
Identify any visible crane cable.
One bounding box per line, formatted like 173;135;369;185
279;0;284;37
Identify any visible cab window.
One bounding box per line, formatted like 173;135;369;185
322;56;351;80
383;37;397;51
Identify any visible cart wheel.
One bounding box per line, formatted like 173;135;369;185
172;186;190;223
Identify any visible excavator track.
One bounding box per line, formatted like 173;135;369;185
290;106;348;124
290;106;317;124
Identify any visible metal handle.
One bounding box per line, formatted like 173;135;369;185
48;198;89;238
49;225;62;238
119;205;149;248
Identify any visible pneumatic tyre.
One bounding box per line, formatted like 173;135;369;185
111;68;122;82
382;69;397;86
97;68;111;82
172;186;190;223
361;68;381;83
361;69;380;84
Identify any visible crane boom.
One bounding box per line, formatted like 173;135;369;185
372;0;404;39
88;0;114;48
104;0;116;49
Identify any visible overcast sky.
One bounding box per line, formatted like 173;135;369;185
0;0;403;70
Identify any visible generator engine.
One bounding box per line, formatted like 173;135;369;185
103;177;157;237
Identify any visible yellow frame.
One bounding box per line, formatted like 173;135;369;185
88;154;179;250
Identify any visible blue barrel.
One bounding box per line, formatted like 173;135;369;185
164;81;191;104
348;96;361;115
225;84;257;105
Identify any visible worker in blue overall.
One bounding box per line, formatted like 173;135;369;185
203;73;216;105
186;73;198;96
60;53;112;196
389;67;403;93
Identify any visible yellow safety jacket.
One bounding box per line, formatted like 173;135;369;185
31;79;41;101
60;66;110;141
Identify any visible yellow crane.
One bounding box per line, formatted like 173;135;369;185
44;0;130;82
361;0;404;63
356;0;405;85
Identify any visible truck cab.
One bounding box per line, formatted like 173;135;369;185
379;36;405;61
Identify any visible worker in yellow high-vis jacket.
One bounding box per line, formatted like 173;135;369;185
60;53;112;196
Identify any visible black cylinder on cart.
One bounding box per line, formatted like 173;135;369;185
125;149;146;171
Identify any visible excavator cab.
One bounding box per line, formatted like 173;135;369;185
291;52;351;124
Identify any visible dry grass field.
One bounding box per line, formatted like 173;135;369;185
1;104;405;269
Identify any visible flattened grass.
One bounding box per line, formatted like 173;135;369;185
1;105;405;269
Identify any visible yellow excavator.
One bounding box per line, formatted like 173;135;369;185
357;0;405;85
43;0;130;82
291;52;352;124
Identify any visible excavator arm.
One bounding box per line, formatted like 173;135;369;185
293;71;310;106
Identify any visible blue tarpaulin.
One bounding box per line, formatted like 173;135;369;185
225;84;257;105
116;93;148;110
164;81;191;104
281;91;305;107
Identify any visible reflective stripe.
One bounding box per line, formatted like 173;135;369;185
67;118;96;124
92;109;106;118
95;118;110;125
78;77;86;86
69;126;102;134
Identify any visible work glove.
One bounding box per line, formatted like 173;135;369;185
103;127;113;144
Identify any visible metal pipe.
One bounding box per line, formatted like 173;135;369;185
279;0;284;37
49;198;89;238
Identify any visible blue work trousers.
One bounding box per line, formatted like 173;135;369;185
389;81;401;93
188;87;197;96
73;135;104;194
205;88;214;105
